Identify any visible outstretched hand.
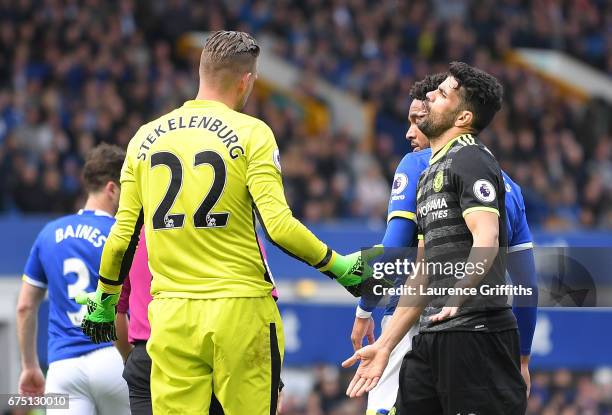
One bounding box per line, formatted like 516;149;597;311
341;343;390;398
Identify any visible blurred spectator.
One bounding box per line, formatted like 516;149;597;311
526;368;612;415
280;366;367;415
12;163;44;212
0;0;610;228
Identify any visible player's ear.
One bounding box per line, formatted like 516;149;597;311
105;181;120;198
240;72;255;90
454;110;473;129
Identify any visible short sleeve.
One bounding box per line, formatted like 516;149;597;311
449;147;502;218
23;231;48;289
387;154;419;223
509;210;534;252
245;123;282;187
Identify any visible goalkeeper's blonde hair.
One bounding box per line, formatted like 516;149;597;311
200;31;260;89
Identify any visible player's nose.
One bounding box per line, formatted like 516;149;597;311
406;127;415;142
426;90;435;102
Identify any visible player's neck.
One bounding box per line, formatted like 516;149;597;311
195;85;237;110
83;193;114;217
429;128;471;155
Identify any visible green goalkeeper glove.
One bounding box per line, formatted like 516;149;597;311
76;288;119;344
317;246;391;297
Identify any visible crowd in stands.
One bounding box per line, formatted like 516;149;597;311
0;0;610;229
278;366;612;415
247;0;612;228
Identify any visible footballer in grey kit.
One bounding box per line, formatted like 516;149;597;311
344;62;527;415
415;133;514;333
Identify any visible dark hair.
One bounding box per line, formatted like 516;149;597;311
200;31;260;80
448;61;503;132
409;73;447;101
82;143;126;192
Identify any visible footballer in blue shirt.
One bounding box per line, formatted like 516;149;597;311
16;144;130;415
352;74;538;415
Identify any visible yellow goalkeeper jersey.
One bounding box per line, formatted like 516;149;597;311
99;99;331;298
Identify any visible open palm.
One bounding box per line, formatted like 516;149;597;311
341;344;390;397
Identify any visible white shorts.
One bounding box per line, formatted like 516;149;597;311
367;315;419;414
45;346;130;415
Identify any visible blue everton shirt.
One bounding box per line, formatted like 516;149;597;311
22;210;115;363
502;171;533;251
387;149;432;227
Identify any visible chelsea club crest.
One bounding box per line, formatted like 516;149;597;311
433;170;444;192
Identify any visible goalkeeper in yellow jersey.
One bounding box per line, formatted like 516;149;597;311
78;31;375;414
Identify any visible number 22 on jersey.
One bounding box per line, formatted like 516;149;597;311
151;150;230;230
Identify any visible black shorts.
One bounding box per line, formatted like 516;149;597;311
395;330;527;415
122;342;225;415
122;342;153;415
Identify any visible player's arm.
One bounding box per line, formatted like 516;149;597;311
17;237;47;394
430;148;502;321
114;274;133;363
98;139;144;294
16;283;46;394
376;238;428;349
352;158;420;349
506;201;537;396
507;246;537;396
452;210;499;285
358;159;420;315
351;217;416;350
352;217;417;350
343;239;429;397
508;249;537;357
507;202;538;357
246;124;365;295
246;123;329;265
356;219;417;310
455;147;502;255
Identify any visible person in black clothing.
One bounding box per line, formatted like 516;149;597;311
343;62;527;415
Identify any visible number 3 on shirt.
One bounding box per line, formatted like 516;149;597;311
151;150;229;230
64;257;89;326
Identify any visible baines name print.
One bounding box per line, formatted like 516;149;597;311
55;224;106;248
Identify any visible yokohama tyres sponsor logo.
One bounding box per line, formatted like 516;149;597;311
418;197;448;217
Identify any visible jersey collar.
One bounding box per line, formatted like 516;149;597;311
78;209;113;218
429;133;475;165
183;99;229;110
